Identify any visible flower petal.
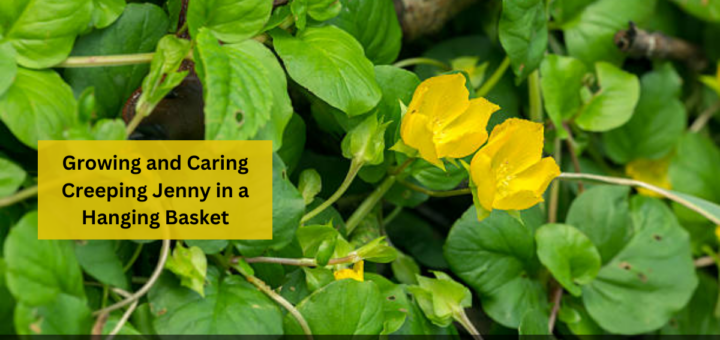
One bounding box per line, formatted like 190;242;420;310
488;118;544;176
401;109;442;167
406;73;469;122
493;190;543;211
470;151;496;211
510;157;560;196
434;97;499;159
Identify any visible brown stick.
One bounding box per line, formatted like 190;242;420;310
615;22;707;71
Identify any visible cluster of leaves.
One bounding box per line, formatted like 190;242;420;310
2;0;720;336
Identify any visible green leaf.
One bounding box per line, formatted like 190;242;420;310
566;185;632;263
519;309;550;335
386;212;447;269
0;40;17;96
65;3;169;118
135;35;191;116
302;267;334;291
149;268;283;334
561;0;657;65
0;155;25;198
298;168;322;205
661;272;720;334
582;196;698;334
604;63;686;163
90;0;125;28
4;211;85;305
296;224;340;265
669;133;720;222
670;0;720;22
284;279;384;335
391;251;420;285
271;26;381;116
74;240;129;290
540;54;587;135
535;223;601;296
328;0;402;65
291;0;308;30
356;237;397;263
393;299;458;335
0;68;76;149
278;113;306;173
234;154;304;256
0;0;92;68
164;243;208;297
0;259;15;334
195;29;292;145
444;207;547;328
408;271;472;327
14;293;93;335
185;240;229;255
575;62;640;132
365;273;410;334
308;0;342;21
341;113;390;165
498;0;548;80
187;0;273;43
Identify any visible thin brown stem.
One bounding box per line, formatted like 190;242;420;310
107;288;138;339
0;185;38;208
245;275;313;339
689;101;720;133
93;239;171;316
557;172;720;225
563;123;584;193
236;253;359;267
696;256;715;267
548;286;563;333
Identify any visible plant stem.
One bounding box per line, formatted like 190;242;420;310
696;256;715;267
390;158;415;176
455;309;483;340
244;275;313;339
345;175;396;235
548;137;562;223
476;56;510;98
383;206;403;226
56;53;156;68
93;239;171;316
548;285;563;333
123;243;144;272
563;124;585;193
236;253;359;267
557;172;720;225
689;101;720;133
301;159;364;223
528;70;543;122
0;185;38;208
397;178;471;197
125;102;152;137
107;288;139;339
393;57;451;70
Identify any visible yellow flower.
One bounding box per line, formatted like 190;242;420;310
400;73;500;168
333;260;364;282
625;157;672;198
469;118;560;212
715;225;720;242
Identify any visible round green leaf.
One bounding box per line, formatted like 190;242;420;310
0;0;92;68
604;63;686;163
0;68;77;149
328;0;402;65
661;272;720;335
0;155;26;198
535;223;601;296
0;41;17;96
74;240;129;290
187;0;273;43
4;211;86;306
566;185;633;263
540;54;587;134
561;0;657;66
519;309;550;335
498;0;548;80
284;279;384;335
582;197;698;334
271;26;381;117
444;208;547;328
149;269;283;334
575;62;640;132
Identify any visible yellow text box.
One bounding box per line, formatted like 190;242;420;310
38;140;272;240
